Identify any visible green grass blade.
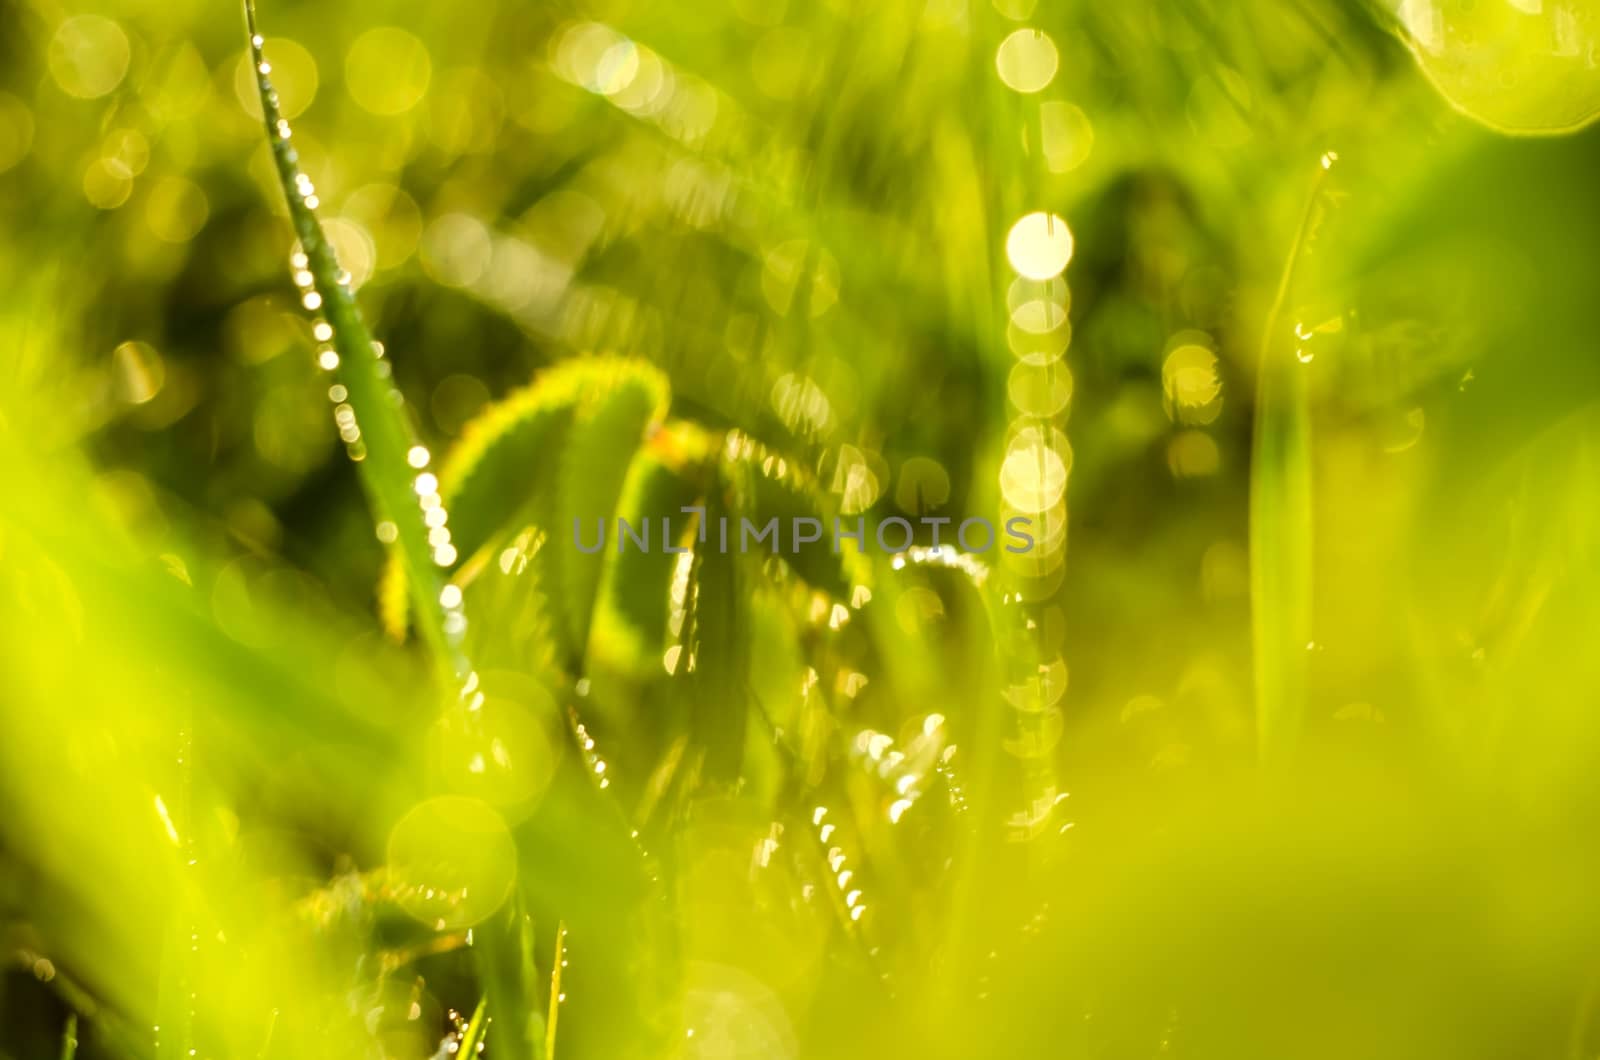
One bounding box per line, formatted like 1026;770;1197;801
546;922;567;1060
681;472;750;784
380;358;669;675
379;369;587;641
457;997;489;1059
242;0;467;681
435;356;667;572
553;366;671;661
470;899;548;1060
59;1014;78;1060
720;430;870;601
1250;155;1336;766
589;422;713;677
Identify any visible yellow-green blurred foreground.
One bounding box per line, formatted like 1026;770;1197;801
4;0;1600;1056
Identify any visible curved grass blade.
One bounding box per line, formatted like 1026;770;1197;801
381;367;590;640
440;357;668;569
381;358;670;673
242;1;467;680
1250;153;1337;766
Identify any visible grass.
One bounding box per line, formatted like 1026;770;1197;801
1248;153;1335;767
243;0;468;683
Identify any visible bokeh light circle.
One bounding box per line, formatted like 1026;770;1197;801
1006;212;1074;281
999;424;1071;513
387;795;518;930
49;17;130;100
995;29;1059;94
347;28;433;115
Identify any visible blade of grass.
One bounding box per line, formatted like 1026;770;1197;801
59;1014;78;1060
887;551;1028;1018
457;997;489;1059
473;898;547;1060
241;0;468;683
520;906;551;1060
155;715;198;1060
546;921;567;1060
1250;153;1336;766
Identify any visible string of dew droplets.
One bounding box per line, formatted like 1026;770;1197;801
992;12;1075;849
242;1;473;689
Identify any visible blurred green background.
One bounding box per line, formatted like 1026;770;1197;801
4;0;1600;1056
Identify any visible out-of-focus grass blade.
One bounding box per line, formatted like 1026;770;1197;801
553;365;670;662
59;1014;78;1060
472;899;547;1060
588;421;714;678
154;721;198;1060
451;524;561;681
681;461;752;784
721;430;870;601
1250;156;1335;766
